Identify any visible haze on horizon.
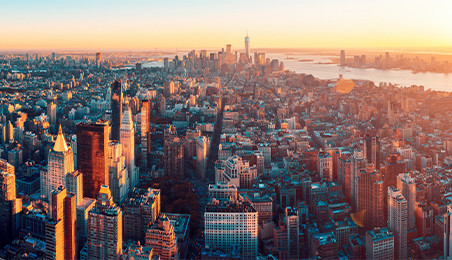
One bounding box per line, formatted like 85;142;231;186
1;0;451;51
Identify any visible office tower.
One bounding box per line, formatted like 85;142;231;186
397;172;416;230
317;151;333;181
196;136;208;179
66;170;83;206
108;141;128;204
6;120;14;143
338;155;351;201
45;187;77;260
76;121;109;199
47;102;57;125
145;214;178;260
123;188;160;243
445;205;452;259
111;80;123;141
356;164;384;230
141;100;151;169
366;227;394;260
163;137;184;178
245;33;250;61
351;150;367;210
285;207;299;259
217;155;257;189
121;105;138;191
87;185;123;259
41;126;74;200
204;199;258;259
340;50;346;66
388;186;408;260
76;198;95;253
0;160;22;248
364;135;381;170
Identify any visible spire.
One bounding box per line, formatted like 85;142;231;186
121;105;133;131
53;125;68;152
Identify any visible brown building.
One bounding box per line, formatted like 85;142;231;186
356;164;385;230
163;137;184;178
0;159;22;248
310;232;339;259
76;121;109;199
145;214;178;260
123;188;161;243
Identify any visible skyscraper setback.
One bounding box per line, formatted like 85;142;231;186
76;121;109;199
111;80;123;141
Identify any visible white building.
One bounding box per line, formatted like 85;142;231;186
108;141;128;204
41;126;74;200
121;106;139;192
204;199;258;259
388;186;408;260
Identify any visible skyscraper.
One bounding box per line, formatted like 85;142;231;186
285;207;299;259
356;164;385;230
121;105;138;191
163;137;184;178
108;141;128;204
141;100;151;169
41;125;74;200
76;121;109;199
196;136;208;179
340;50;346;66
45;186;77;260
245;33;250;61
0;160;22;248
364;135;381;170
388;186;408;260
397;172;416;230
87;185;123;259
111;80;123;141
66;170;83;206
366;227;394;260
47;102;57;125
444;205;452;260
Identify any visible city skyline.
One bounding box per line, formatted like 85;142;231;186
1;0;452;50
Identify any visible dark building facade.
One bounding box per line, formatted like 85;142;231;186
76;121;109;199
111;80;123;141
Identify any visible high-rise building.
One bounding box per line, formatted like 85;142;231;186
388;186;408;260
163;81;175;97
196;136;209;179
356;164;384;230
76;198;95;253
351;150;367;211
111;80;123;141
45;186;77;260
245;33;250;61
163;137;184;178
0;160;22;248
384;153;406;189
121;105;138;191
123;188;160;243
317;151;333;181
141;100;151;169
108;141;128;204
285;207;299;259
87;185;123;259
217;155;257;189
66;170;83;206
204;198;258;259
95;52;101;66
338;155;352;201
145;214;178;260
366;227;394;260
41;126;74;200
76;121;109;199
397;172;416;230
47;102;57;125
364;135;381;170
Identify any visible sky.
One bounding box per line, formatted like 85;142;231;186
1;0;451;51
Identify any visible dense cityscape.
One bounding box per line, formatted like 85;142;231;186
0;31;451;259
